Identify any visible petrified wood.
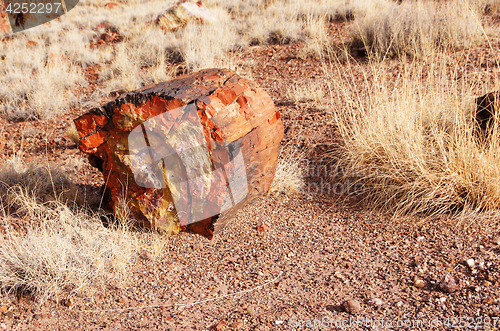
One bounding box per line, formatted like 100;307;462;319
475;91;499;135
74;68;284;239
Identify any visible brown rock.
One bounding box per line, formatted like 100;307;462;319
414;278;425;289
74;69;283;239
157;1;215;31
439;274;460;293
475;91;499;140
342;299;361;314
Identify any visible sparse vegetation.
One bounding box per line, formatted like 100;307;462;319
326;57;500;216
0;0;499;306
0;188;138;302
350;0;484;59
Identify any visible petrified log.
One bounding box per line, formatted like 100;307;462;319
74;68;283;239
475;91;499;140
157;1;214;32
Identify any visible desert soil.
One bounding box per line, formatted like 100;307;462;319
0;16;500;331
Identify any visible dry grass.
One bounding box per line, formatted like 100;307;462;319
0;0;394;120
479;0;500;15
269;138;308;196
0;155;81;206
350;0;484;60
286;80;325;103
0;188;138;302
326;57;500;216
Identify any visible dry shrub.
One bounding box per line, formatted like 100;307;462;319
0;156;81;207
327;58;500;216
350;0;484;59
0;188;137;302
478;0;500;15
269;140;308;195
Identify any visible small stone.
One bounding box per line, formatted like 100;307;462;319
439;274;460;293
366;298;382;306
414;279;425;289
483;298;496;305
482;280;491;287
0;305;6;313
61;297;73;307
230;321;244;328
342;299;361;314
438;297;446;303
117;297;129;304
214;321;226;331
257;223;269;232
466;258;475;268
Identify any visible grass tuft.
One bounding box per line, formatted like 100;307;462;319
350;0;484;59
326;58;500;216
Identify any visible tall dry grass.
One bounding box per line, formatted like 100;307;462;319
0;0;396;120
325;57;500;216
0;192;137;301
350;0;484;60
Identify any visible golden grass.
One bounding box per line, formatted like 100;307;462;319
0;188;138;302
269;139;308;196
325;56;500;216
0;0;395;120
350;0;484;60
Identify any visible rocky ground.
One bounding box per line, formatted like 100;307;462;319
0;13;500;331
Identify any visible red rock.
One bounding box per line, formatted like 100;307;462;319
257;223;269;232
26;40;37;47
105;2;119;8
74;69;283;239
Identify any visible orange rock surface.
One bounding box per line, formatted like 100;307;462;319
74;68;284;239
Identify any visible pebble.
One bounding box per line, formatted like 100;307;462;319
117;297;129;304
342;299;361;314
366;298;382;306
439;274;460;293
414;279;425;288
466;258;475;268
230;320;244;328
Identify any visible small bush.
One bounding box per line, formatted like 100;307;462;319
0;188;137;301
327;59;500;216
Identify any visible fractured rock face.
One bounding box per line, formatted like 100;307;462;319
157;1;215;31
74;68;284;239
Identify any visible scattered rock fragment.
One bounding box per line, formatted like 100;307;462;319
366;298;382;306
105;2;119;8
466;258;475;268
475;91;499;139
342;299;361;314
157;1;215;31
438;274;460;293
257;223;269;232
414;279;425;289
